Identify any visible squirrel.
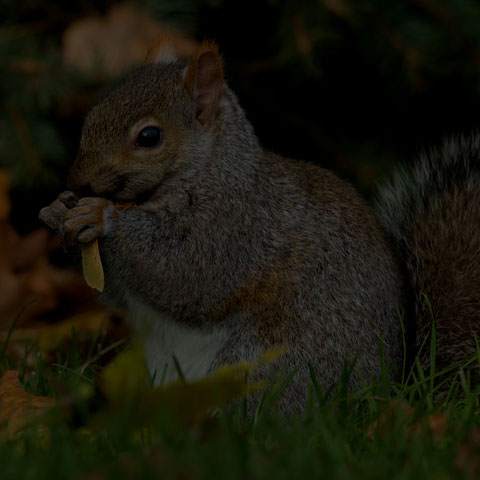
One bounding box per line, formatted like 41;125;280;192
38;41;479;412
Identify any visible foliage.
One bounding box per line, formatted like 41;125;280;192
2;2;480;478
0;324;480;480
3;0;480;206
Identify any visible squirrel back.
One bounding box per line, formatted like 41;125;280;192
375;133;480;385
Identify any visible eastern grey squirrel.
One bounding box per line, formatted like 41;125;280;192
39;41;480;412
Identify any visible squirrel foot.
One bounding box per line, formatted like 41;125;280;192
39;193;113;248
63;197;113;247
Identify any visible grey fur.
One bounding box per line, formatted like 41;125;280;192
375;133;480;382
40;47;406;414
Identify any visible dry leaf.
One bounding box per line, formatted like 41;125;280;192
0;370;55;439
408;412;447;442
0;310;111;353
151;365;260;424
100;346;263;424
367;400;414;439
100;345;149;400
62;3;197;77
82;239;104;292
0;170;64;324
368;400;448;443
0;170;11;221
455;428;480;479
320;0;352;19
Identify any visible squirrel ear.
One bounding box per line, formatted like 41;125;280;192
184;42;223;128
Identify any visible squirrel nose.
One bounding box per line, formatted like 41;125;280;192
67;151;99;194
67;156;119;197
67;168;120;198
66;169;94;197
66;171;88;195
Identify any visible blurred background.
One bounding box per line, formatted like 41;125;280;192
1;0;480;335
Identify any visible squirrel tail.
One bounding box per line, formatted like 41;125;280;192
375;132;480;387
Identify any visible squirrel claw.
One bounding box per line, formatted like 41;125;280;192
39;199;69;235
58;190;79;209
63;197;111;247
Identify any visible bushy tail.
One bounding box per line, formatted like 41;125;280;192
375;132;480;384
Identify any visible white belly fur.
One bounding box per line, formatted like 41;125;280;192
127;296;227;385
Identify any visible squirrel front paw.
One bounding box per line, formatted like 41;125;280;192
39;193;114;247
63;197;113;247
39;190;79;236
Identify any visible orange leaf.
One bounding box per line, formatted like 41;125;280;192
368;400;449;443
404;411;448;443
0;370;55;439
0;170;11;221
62;4;197;77
367;400;414;439
0;310;110;352
455;428;480;479
426;412;447;441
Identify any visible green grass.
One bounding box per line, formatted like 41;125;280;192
0;321;479;480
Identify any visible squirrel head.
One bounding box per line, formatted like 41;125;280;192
67;41;224;202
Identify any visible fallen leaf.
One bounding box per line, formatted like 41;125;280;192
0;310;112;352
367;400;414;439
100;345;149;400
62;3;197;77
151;364;260;424
455;428;480;479
0;170;11;221
368;401;448;443
0;170;59;324
320;0;352;19
100;346;265;424
0;370;55;439
418;412;447;442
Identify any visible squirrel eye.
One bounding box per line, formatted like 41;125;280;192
135;126;163;148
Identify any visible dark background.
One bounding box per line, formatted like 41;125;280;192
2;0;480;234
